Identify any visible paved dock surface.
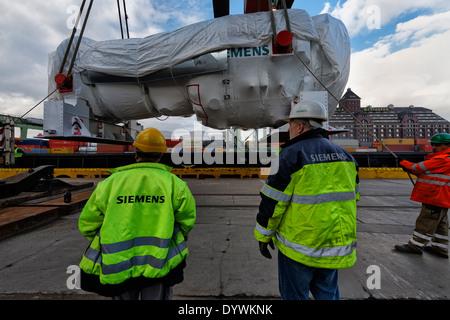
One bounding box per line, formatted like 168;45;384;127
0;178;449;300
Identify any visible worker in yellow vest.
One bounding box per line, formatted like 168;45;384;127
255;101;359;300
14;147;24;158
78;128;196;299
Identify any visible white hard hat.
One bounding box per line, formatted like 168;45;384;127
286;100;327;128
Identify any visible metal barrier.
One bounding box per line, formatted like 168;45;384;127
0;167;411;180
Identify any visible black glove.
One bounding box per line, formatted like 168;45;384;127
259;239;275;259
401;166;410;172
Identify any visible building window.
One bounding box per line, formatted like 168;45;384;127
360;119;369;142
406;119;415;138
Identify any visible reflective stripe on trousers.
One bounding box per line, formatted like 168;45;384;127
408;204;448;253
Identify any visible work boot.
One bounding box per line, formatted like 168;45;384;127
424;246;449;259
394;244;422;255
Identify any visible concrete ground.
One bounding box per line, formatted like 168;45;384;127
0;178;449;300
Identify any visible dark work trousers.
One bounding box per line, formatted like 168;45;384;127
112;282;173;300
278;251;340;300
408;203;449;256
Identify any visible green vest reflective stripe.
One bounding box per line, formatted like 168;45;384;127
84;245;101;264
82;225;187;276
103;249;185;275
101;234;172;254
103;242;186;276
262;184;360;205
261;184;291;203
276;233;357;258
292;190;356;204
255;222;276;237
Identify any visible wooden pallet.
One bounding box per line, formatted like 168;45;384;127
0;189;93;241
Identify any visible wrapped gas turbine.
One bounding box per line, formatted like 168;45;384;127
47;9;350;130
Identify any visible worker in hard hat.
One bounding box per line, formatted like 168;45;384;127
395;133;450;258
254;100;359;300
78;127;196;299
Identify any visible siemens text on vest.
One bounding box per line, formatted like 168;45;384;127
116;195;165;204
310;152;347;163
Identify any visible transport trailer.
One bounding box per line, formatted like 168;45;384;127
10;151;429;169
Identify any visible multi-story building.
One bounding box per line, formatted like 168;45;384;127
330;88;450;144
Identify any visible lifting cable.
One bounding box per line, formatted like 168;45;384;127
269;0;292;38
293;46;416;185
275;8;416;184
117;0;130;39
19;88;58;120
280;0;291;33
117;0;124;39
68;0;94;75
123;0;130;38
18;0;94;122
268;1;277;40
294;50;399;159
58;0;87;74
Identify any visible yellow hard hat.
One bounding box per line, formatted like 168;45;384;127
133;128;167;153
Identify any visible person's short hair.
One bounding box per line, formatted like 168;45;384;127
136;149;163;162
292;118;316;129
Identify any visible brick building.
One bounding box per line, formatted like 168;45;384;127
329;88;450;144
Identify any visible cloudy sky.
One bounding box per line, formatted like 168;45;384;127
1;0;450;138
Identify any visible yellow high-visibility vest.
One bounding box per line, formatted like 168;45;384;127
79;162;196;289
255;129;359;269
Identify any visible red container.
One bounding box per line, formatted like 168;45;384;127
383;144;415;152
97;144;127;154
49;140;87;152
415;138;430;144
419;143;432;152
166;139;182;148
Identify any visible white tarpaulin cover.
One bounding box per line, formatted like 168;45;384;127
48;9;350;129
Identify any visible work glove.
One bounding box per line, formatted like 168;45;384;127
399;160;412;172
401;166;411;173
259;239;275;259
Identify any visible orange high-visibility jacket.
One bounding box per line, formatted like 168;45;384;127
400;148;450;208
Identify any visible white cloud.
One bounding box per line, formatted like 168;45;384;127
118;0;211;38
322;0;450;36
0;0;210;127
392;10;450;44
2;0;450;141
348;10;450;121
0;1;74;120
